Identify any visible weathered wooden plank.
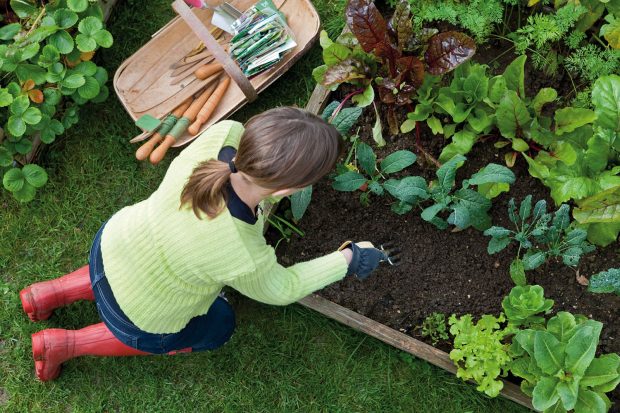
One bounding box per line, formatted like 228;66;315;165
298;294;534;411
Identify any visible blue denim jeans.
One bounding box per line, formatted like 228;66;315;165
89;223;236;354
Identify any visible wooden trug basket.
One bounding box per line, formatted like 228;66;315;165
113;0;320;147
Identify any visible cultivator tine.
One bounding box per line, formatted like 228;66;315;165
380;241;401;266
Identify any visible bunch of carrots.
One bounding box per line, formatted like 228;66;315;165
135;62;230;165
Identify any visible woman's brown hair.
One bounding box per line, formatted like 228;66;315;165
180;106;344;219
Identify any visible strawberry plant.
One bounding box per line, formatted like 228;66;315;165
0;0;113;202
313;0;476;134
484;196;596;285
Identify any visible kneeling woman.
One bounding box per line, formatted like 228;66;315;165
20;107;395;381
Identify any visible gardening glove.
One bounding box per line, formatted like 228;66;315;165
338;241;401;280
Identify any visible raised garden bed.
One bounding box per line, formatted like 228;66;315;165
267;3;620;409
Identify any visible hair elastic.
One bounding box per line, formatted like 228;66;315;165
228;160;237;173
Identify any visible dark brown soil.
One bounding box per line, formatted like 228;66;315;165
268;84;619;411
269;126;620;405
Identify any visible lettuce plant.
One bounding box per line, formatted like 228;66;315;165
448;312;513;398
510;313;620;413
484;196;596;285
588;268;620;296
450;285;620;410
501;285;553;327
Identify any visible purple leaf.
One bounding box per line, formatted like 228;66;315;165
346;0;400;75
388;1;414;52
425;31;476;75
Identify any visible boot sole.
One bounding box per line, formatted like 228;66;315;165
32;332;61;381
20;288;53;322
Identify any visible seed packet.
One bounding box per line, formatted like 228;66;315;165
228;0;296;77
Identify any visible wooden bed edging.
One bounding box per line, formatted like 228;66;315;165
298;295;534;411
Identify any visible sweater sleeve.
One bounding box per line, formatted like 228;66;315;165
226;249;348;305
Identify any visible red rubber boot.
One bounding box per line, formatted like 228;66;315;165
20;265;95;321
31;322;152;381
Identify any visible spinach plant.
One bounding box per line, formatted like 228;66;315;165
0;0;113;202
402;61;495;163
402;55;562;166
314;0;476;134
510;313;620;413
332;141;419;207
588;268;620;296
484;196;596;285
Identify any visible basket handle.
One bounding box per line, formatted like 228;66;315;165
172;0;258;102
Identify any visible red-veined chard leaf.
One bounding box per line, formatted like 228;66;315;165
388;1;413;51
346;0;399;74
425;31;476;75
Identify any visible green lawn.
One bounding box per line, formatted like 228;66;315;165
0;0;530;411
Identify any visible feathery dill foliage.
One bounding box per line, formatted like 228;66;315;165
565;45;620;83
388;0;507;43
510;3;586;74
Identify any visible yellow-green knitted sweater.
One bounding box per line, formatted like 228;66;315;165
100;120;348;334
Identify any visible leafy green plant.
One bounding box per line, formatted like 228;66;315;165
524;75;620;246
0;0;113;202
418;312;449;346
416;156;514;230
332;141;419;207
313;0;476;133
588;268;620;296
332;151;515;230
510;313;620;413
501;284;553;327
402;61;496;163
450;284;620;409
266;213;305;251
403;55;563;166
573;185;620;248
484;196;596;285
448;312;513;397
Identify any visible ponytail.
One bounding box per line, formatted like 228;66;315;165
180;159;232;219
181;107;343;220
